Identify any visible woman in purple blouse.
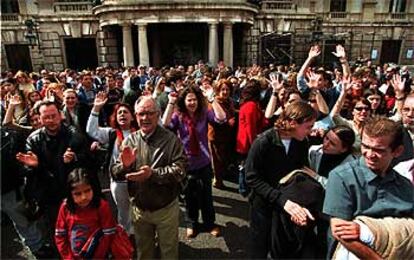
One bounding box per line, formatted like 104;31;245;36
162;85;226;239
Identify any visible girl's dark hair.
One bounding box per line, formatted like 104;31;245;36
65;168;101;213
177;85;206;118
329;125;355;152
363;88;386;114
240;79;261;104
109;103;137;130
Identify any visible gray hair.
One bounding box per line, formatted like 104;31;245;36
134;95;160;113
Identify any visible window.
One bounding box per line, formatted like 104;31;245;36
1;0;19;14
389;0;406;13
330;0;346;12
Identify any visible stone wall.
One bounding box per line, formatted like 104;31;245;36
97;27;120;67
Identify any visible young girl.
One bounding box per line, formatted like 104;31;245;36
55;168;117;259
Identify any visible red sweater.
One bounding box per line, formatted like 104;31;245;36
55;199;117;259
236;101;267;155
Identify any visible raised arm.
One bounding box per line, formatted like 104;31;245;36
315;90;329;114
161;92;177;127
86;91;112;144
332;45;350;79
264;73;283;119
2;95;21;126
330;76;351;117
390;74;407;115
298;45;321;78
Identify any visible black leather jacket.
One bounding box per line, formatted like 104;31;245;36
24;123;89;205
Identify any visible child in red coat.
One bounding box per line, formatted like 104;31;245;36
55;168;117;259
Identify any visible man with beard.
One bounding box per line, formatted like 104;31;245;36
16;100;89;255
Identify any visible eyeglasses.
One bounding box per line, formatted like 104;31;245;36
136;111;157;117
402;107;414;113
354;106;370;112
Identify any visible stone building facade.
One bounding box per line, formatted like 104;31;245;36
1;0;413;72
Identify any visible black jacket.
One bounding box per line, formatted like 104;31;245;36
245;128;310;212
24;124;89;205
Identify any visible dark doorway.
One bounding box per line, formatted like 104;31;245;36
5;44;33;72
64;38;98;70
147;23;207;67
261;33;292;65
380;40;401;64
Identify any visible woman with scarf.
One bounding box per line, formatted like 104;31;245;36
162;85;226;239
208;79;236;189
86;92;137;240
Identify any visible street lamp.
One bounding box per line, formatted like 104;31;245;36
24;19;40;49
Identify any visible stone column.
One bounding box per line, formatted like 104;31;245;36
208;22;219;66
137;23;150;66
122;23;134;67
223;22;233;68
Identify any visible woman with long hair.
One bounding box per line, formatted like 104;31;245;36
86;92;137;240
162;85;226;238
363;88;386;115
208;79;236;189
14;70;35;96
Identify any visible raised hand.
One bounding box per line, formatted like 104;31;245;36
8;95;22;107
200;82;214;99
120;146;137;168
341;76;352;94
268;73;284;93
284;199;315;226
16;151;39;167
305;71;322;89
63;147;76;163
308;45;321;59
391;74;406;95
332;44;346;59
93;91;108;110
168;92;178;104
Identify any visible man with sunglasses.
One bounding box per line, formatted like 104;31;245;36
323;116;413;258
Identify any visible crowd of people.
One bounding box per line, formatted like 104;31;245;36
1;44;413;259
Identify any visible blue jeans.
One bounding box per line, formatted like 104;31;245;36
238;164;250;197
1;189;44;252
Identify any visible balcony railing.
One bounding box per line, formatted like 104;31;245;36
53;1;93;12
1;13;20;22
330;12;348;19
262;1;296;11
390;12;406;20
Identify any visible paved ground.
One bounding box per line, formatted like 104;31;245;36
1;175;250;259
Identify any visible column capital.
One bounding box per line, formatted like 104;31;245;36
223;22;234;28
120;22;132;28
136;23;148;30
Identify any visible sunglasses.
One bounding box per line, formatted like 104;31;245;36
354;106;370;112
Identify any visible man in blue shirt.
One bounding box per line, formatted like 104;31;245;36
323;116;413;258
